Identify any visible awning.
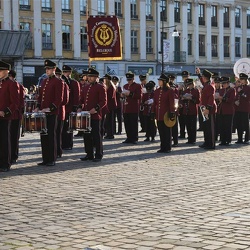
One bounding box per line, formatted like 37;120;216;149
0;30;31;58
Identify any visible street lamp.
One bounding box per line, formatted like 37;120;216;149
159;25;179;74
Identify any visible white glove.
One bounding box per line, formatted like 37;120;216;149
147;99;154;105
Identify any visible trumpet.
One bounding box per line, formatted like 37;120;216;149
200;105;209;122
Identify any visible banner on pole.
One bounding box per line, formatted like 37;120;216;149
163;39;170;63
87;15;122;61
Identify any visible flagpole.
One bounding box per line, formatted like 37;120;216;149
87;0;91;68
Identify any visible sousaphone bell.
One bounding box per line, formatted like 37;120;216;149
163;112;176;128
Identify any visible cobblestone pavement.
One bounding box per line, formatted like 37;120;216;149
1;129;250;250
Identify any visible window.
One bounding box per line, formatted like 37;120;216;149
62;25;71;50
174;1;180;23
62;0;71;13
42;23;52;50
187;3;192;24
146;31;153;53
146;0;153;20
131;30;138;53
211;5;217;27
115;0;122;17
188;34;192;55
224;36;230;57
211;35;218;57
235;37;241;57
19;0;30;10
247;10;250;29
131;0;138;19
247;38;250;56
98;0;105;15
42;0;51;12
199;34;205;56
224;7;230;27
235;8;241;28
80;27;88;52
199;4;205;25
160;0;167;21
20;22;32;48
80;0;87;15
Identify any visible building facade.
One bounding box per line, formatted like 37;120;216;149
0;0;250;86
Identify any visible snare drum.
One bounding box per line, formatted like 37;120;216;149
23;112;47;133
24;100;37;113
68;111;91;132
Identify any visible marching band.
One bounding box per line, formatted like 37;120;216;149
0;59;250;172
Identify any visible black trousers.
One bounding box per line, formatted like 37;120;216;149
219;114;233;144
172;116;178;144
144;115;156;139
203;114;215;148
157;120;172;151
215;113;222;141
123;113;139;142
185;115;197;143
0;120;11;169
235;111;249;142
62;113;73;149
83;119;103;159
198;107;204;130
10;119;21;162
105;110;115;137
114;107;122;133
178;112;186;137
40;114;57;163
56;119;64;157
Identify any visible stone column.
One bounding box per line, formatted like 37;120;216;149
33;0;42;57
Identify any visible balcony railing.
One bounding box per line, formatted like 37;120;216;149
187;18;192;24
199;19;205;26
235;53;241;57
224;22;230;28
131;14;138;20
20;4;31;10
63;43;72;50
42;7;52;12
211;21;217;27
42;43;53;50
235;24;241;28
62;8;71;14
131;47;138;53
81;44;88;52
173;51;186;63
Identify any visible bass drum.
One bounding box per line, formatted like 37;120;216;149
233;58;250;78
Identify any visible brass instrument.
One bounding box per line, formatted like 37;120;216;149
200;105;209;122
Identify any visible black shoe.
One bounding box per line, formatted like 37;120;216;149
151;138;155;142
92;158;102;162
62;147;72;150
197;128;203;131
37;162;47;166
130;141;138;144
122;140;130;143
225;142;232;146
11;159;17;164
139;130;145;133
243;141;249;145
0;168;10;172
186;141;196;144
104;135;115;139
172;143;178;147
80;156;94;161
235;141;243;144
199;144;207;148
178;136;185;139
57;155;62;158
219;143;227;146
157;149;171;153
116;132;121;135
144;138;150;142
46;162;55;166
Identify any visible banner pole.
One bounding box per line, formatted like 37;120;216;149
87;0;91;68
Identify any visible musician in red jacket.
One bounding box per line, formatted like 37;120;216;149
55;67;69;158
182;78;200;144
8;70;25;164
0;61;19;172
217;77;236;146
61;65;80;149
234;73;250;144
199;69;217;149
152;74;175;153
35;59;64;166
103;74;117;139
79;68;107;162
121;72;142;144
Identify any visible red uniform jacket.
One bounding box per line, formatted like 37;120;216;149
182;88;200;116
37;75;64;115
201;81;217;114
107;84;117;112
123;82;142;114
58;82;69;121
80;82;107;120
152;87;175;121
64;77;80;113
18;83;25;120
217;87;236;115
0;77;19;120
235;85;250;113
142;91;154;116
